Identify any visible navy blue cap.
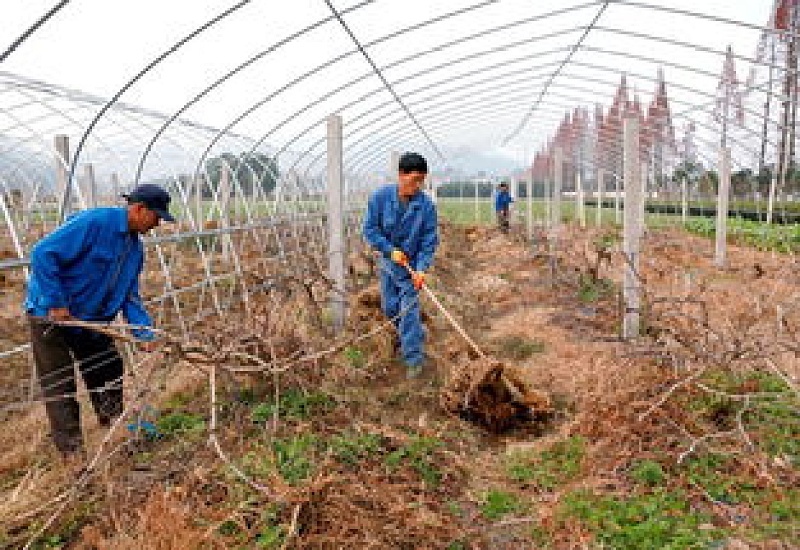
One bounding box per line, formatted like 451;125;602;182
123;184;175;222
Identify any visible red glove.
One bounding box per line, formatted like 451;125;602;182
411;271;426;290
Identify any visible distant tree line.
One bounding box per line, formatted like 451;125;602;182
670;160;800;197
203;152;280;197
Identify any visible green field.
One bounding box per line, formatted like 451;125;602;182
436;198;800;253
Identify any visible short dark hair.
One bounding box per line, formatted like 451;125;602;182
499;182;509;188
398;152;428;174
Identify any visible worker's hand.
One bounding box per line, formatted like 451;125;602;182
391;249;408;267
411;271;426;290
47;308;72;322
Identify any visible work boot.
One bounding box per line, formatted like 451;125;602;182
405;362;424;379
392;336;402;358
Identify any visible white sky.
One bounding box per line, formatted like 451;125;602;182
0;0;779;176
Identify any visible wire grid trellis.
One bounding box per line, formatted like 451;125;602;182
0;0;798;413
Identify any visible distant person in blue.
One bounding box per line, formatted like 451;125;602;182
25;184;174;457
495;181;513;233
363;152;439;378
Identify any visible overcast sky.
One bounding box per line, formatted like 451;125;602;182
0;0;779;175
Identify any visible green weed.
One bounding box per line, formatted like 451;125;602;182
330;432;383;466
684;453;759;505
561;488;721;549
446;500;464;517
578;275;616;303
156;411;206;437
251;389;334;423
506;436;586;490
255;526;284;548
343;346;366;368
273;435;317;484
686;370;799;464
762;488;800;539
495;335;545;360
481;490;523;520
255;505;285;548
630;460;666;487
385;435;443;487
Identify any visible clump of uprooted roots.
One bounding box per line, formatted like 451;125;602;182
441;359;553;433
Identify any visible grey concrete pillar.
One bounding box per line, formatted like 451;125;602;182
111;172;121;203
54;135;69;220
552;147;563;232
474;177;480;223
509;176;517;226
640;162;648;232
390;151;400;177
596;169;604;227
220;165;232;259
543;177;551;229
327;115;346;332
195;174;204;228
715;147;731;268
220;165;231;222
681;175;688;224
526;170;533;240
623;116;643;339
576;170;586;227
84;163;97;208
767;166;778;224
426;174;437;204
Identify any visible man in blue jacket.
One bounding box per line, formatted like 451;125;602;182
25;184;173;456
363;152;438;378
495;182;513;233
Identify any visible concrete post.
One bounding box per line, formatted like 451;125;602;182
474;177;480;223
543;176;551;229
111;172;121;203
54;135;69;220
767;167;778;224
390;151;400;177
509;176;517;226
427;175;437;204
84;163;97;208
681;175;688;224
576;170;586;227
195;174;204;228
623;116;643;339
220;165;231;259
640;162;648;232
715;147;732;267
327;115;346;333
552;147;563;232
596;169;604;227
527;170;533;240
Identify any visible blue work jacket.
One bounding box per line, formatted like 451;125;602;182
24;207;154;340
495;190;513;212
362;184;438;272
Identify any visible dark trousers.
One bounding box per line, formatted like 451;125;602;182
28;317;124;454
497;209;510;232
